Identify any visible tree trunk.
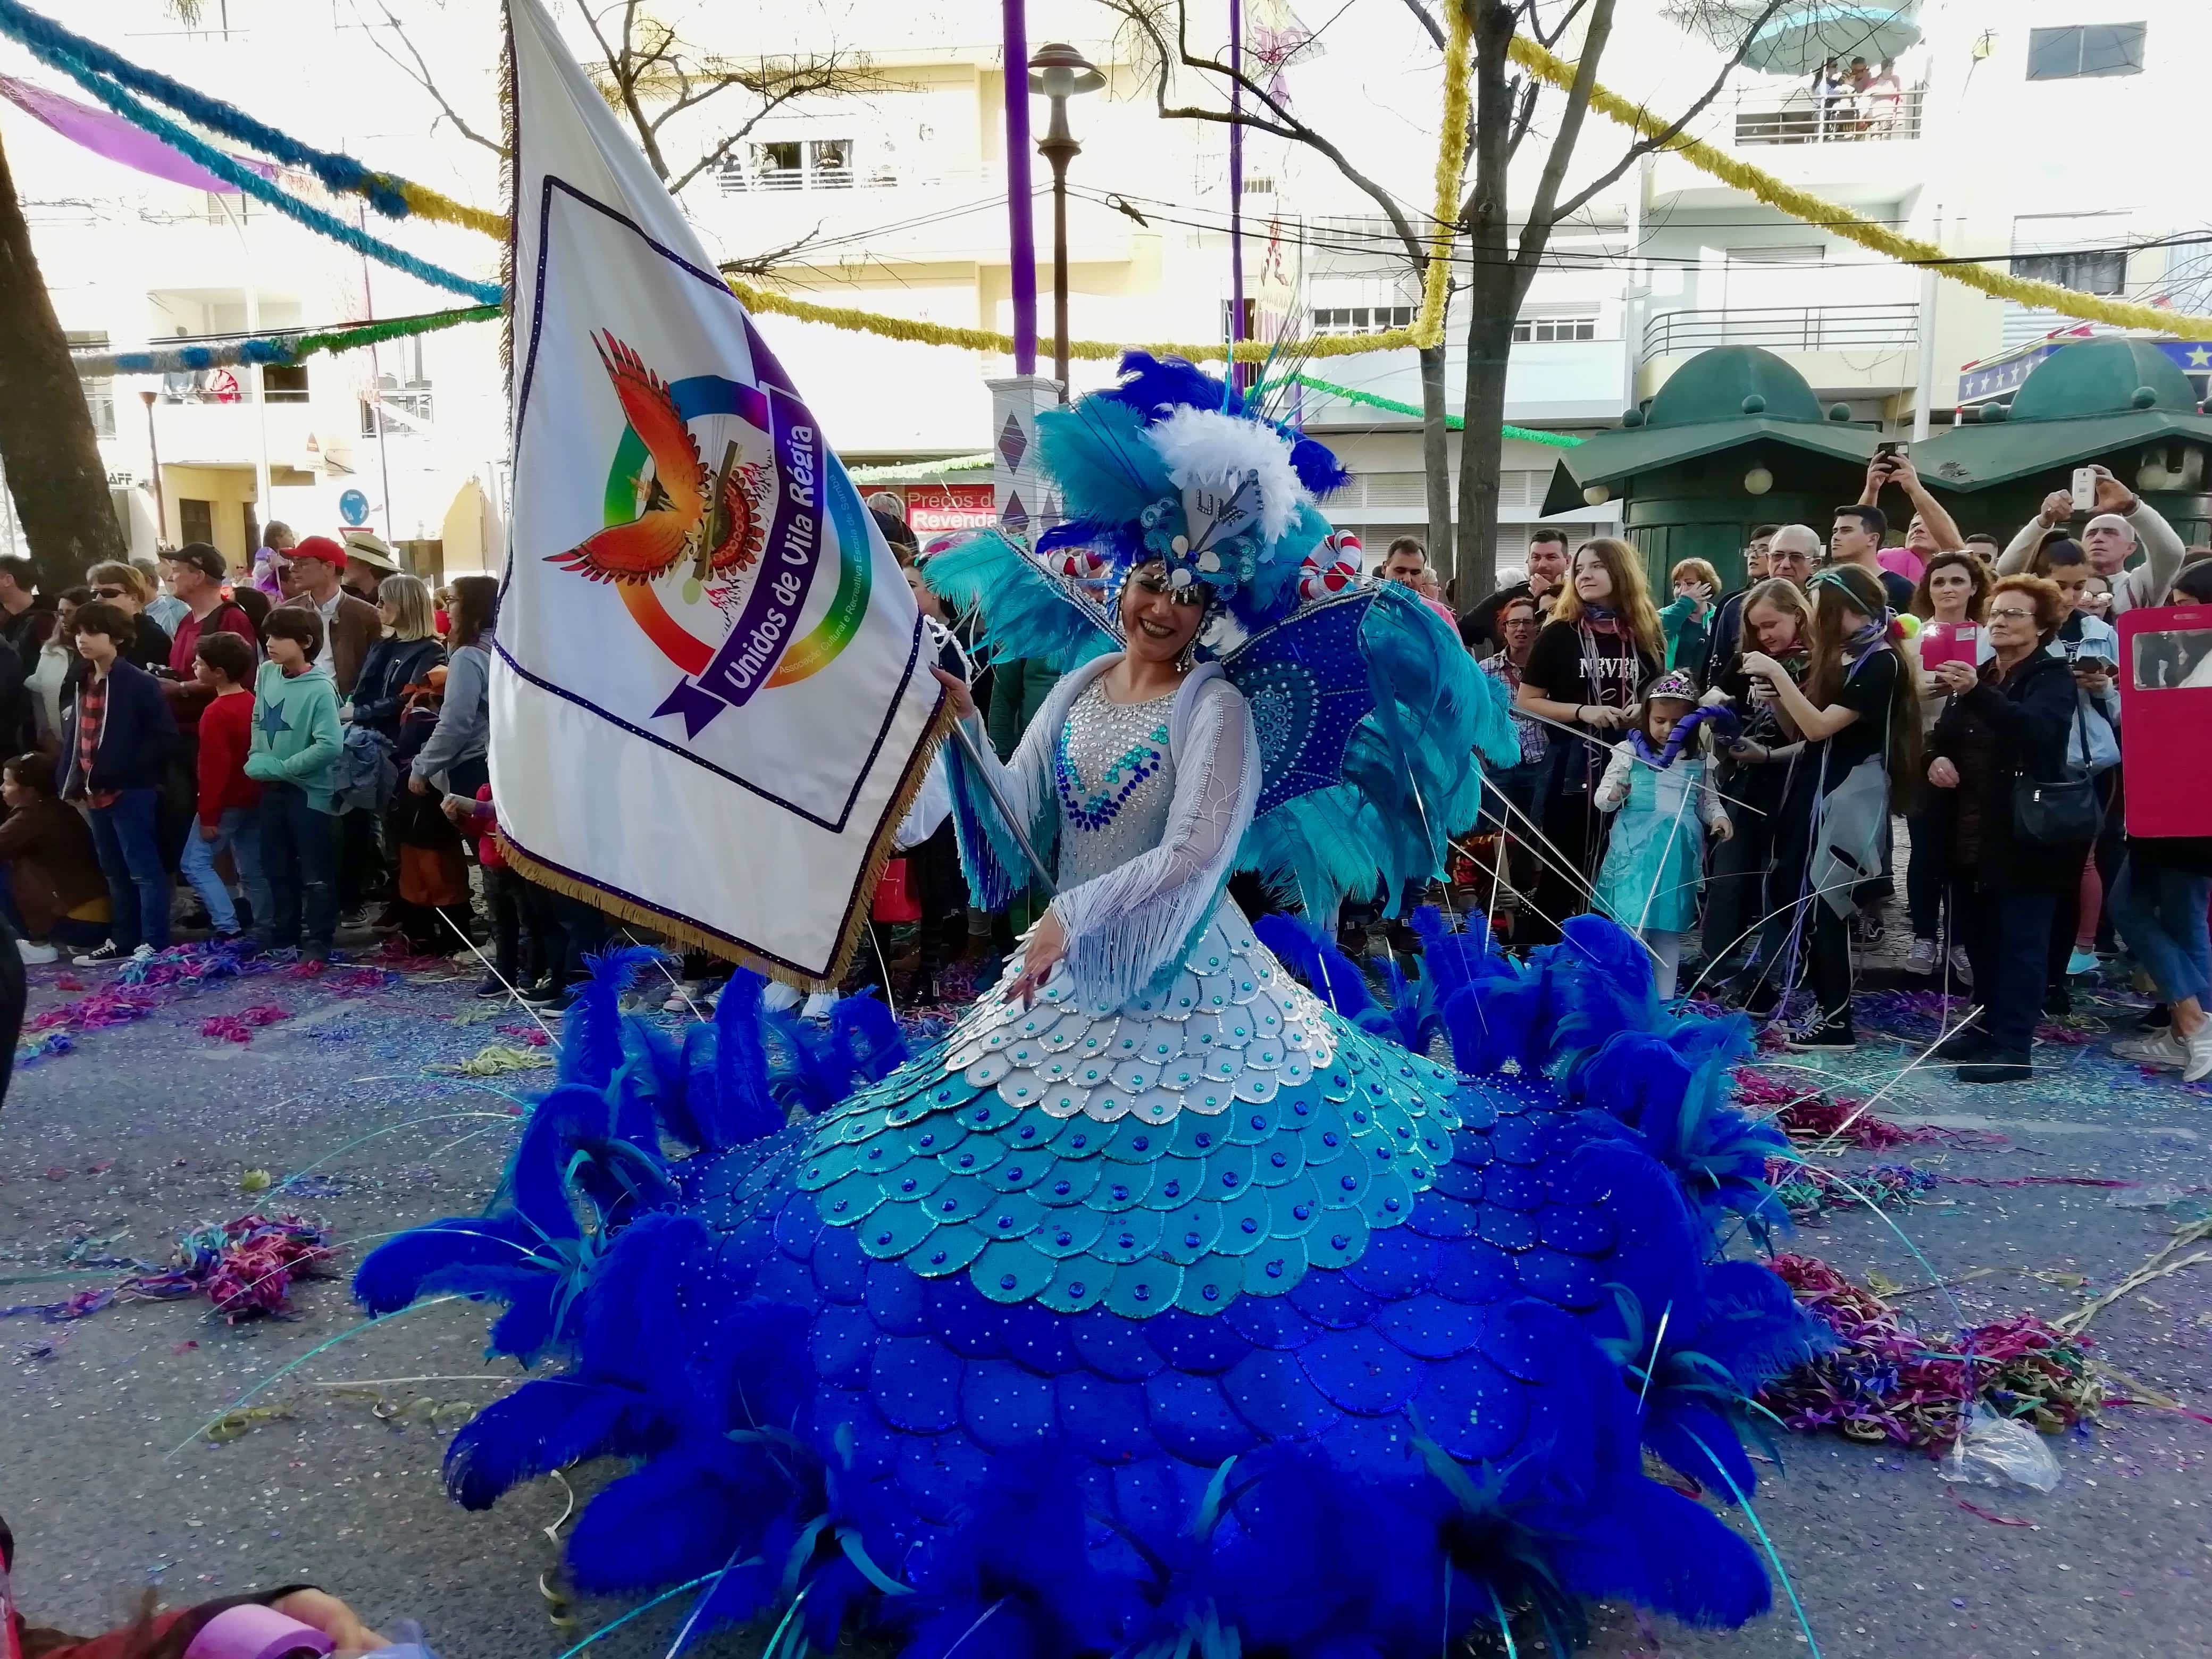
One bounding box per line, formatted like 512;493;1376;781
1453;1;1517;600
0;134;123;590
1418;343;1453;590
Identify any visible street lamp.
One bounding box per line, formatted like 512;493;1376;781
1027;42;1103;403
138;388;166;542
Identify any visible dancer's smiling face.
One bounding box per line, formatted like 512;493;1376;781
1121;562;1206;666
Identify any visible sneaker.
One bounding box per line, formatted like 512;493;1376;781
2066;946;2100;977
2185;1021;2212;1085
525;983;575;1012
1906;937;1938;975
1947;946;1974;986
2114;1032;2188;1069
474;975;512;999
15;938;56;965
72;940;124;966
1930;1028;1989;1062
1784;1021;1857;1053
1958;1052;2033;1084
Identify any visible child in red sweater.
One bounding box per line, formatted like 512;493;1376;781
179;633;267;939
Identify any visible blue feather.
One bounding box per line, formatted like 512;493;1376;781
1535;915;1662;1060
713;971;784;1146
1549;1473;1771;1628
505;1084;614;1241
443;1377;663;1510
1035;397;1173;530
564;1438;776;1594
559;945;659;1087
1251;912;1375;1021
830;992;908;1088
353;1213;535;1316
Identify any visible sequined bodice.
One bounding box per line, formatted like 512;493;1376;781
1054;680;1177;886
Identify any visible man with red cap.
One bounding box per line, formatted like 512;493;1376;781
273;535;382;695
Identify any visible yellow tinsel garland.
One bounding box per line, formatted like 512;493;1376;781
1505;33;2212;342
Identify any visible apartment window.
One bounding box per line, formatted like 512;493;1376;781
2026;24;2147;80
1311;304;1414;337
65;330;114;438
262;363;309;403
750;141;802;188
809;139;853;187
2010;246;2126;295
1512;313;1597;343
179;498;213;546
1241;175;1275;196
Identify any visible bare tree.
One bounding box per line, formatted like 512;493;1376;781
1102;0;1463;566
355;0;890;273
1401;0;1786;595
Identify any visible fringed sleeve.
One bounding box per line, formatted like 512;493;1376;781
1049;678;1260;1008
943;704;1056;911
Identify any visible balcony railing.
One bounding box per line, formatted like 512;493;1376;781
1640;304;1920;363
1731;85;1924;146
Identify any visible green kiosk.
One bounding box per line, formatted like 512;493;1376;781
1914;336;2212;548
1539;346;1879;592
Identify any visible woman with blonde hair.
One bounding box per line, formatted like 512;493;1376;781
348;574;446;744
1513;537;1663;945
82;560;171;673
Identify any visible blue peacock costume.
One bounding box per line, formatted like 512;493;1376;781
357;356;1822;1658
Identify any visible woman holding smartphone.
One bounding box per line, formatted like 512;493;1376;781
1900;550;1991;981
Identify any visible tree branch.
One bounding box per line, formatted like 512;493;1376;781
1537;0;1787;230
349;0;506;158
1397;0;1446;53
715;223;826;277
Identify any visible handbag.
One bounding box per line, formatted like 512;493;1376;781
2012;696;2100;846
872;858;921;923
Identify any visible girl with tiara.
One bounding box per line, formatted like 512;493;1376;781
1592;667;1732;998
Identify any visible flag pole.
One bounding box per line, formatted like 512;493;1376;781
945;717;1059;895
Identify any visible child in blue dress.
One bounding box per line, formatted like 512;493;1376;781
1594;667;1732;997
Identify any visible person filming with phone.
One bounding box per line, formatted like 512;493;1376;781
1997;463;2184;615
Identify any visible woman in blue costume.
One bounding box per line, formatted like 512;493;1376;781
357;356;1821;1659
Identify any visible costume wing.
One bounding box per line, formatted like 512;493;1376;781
1229;582;1518;918
923;529;1119;674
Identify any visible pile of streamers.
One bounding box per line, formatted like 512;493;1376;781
23;985;157;1037
1855;988;2101;1050
1732;1066;1923;1150
435;1042;555;1076
200;1004;292;1044
1768;1159;1939;1225
129;1213;334;1320
13;1030;73;1066
1;1213;332;1323
115;936;276;989
1756;1254;2100;1451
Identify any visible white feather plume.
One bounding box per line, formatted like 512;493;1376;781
1144;406;1310;545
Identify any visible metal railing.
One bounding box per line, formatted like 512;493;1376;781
1731;85;1924;146
1640;303;1920;362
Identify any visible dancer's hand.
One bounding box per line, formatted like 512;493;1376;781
272;1590;386;1653
1007;909;1067;1008
931;667;975;722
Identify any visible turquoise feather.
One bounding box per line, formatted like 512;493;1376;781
922;531;1117;677
1034;398;1172;527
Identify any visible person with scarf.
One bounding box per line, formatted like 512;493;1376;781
1591;667;1732;998
1513;537;1663;946
1739;564;1919;1049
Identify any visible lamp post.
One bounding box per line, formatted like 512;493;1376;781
1028;43;1103;403
138;388;165;542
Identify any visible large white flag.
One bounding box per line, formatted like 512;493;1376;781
493;0;943;984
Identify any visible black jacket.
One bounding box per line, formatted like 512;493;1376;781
1930;647;2086;893
350;634;446;738
56;658;178;798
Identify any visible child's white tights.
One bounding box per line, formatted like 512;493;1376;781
1643;929;1685;1001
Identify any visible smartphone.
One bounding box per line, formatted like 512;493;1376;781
1920;621;1983;672
1875;440;1904;459
2072;466;2099;512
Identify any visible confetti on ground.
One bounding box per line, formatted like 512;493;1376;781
1758;1254;2102;1452
496;1023;552;1048
1770;1159;1940;1224
435;1042;555;1076
0;1214;330;1323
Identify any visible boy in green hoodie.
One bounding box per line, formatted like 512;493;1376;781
244;607;342;959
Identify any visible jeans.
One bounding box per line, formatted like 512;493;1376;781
87;788;168;953
257;782;338;952
2110;860;2212;1009
1960;886;2059;1057
177;806;269;936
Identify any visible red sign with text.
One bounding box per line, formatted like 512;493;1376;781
2117;604;2212;838
903;482;995;533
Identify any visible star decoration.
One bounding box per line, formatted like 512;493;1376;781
256;698;291;738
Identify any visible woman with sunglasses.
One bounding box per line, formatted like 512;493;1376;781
82;562;173;675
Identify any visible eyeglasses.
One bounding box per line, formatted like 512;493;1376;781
90;585;125;599
1988;606;2037;621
